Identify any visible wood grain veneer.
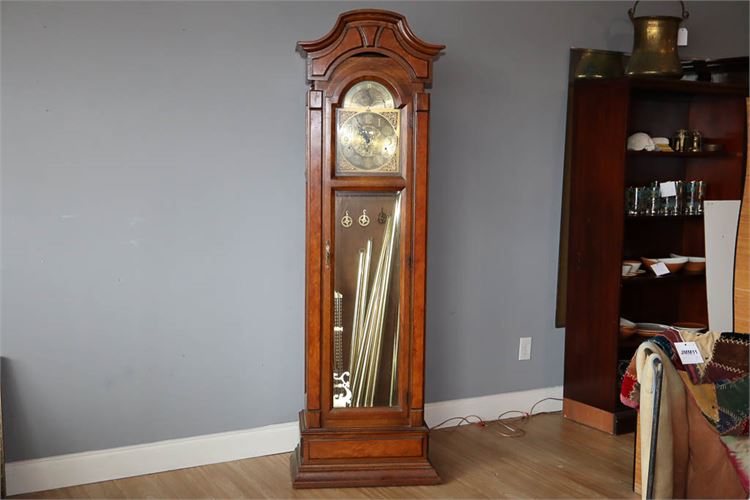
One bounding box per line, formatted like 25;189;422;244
734;99;750;333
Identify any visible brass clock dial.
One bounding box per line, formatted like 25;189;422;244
337;110;399;173
342;81;395;109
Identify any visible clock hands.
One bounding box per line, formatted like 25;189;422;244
341;110;397;170
357;124;370;144
356;123;374;154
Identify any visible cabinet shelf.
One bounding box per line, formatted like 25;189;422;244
625;214;703;221
628;77;748;96
626;150;731;158
621;272;705;286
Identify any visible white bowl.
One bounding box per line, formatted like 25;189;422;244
670;253;706;263
635;322;670;337
669;254;706;273
642;256;688;273
671;322;707;333
624;260;642;273
660;257;688;265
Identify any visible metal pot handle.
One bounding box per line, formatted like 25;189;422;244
629;1;689;20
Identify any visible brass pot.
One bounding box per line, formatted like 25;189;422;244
626;1;689;78
574;49;625;79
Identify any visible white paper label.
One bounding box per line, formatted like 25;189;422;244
675;341;704;364
651;262;670;276
660;181;677;198
677;27;688;47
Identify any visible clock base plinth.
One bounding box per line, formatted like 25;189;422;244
290;412;440;488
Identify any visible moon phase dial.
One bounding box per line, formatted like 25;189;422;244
342;81;395;109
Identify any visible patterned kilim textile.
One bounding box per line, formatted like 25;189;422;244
620;329;749;436
620;329;749;492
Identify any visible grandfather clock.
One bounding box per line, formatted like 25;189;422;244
291;10;444;488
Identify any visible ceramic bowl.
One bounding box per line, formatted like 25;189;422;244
670;254;706;274
623;260;642;273
620;317;636;338
622;269;646;279
620;325;636;338
685;262;706;273
672;322;707;333
635;322;669;337
641;257;658;267
620;317;635;328
642;256;687;273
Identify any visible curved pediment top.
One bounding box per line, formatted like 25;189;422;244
298;9;444;57
297;10;444;83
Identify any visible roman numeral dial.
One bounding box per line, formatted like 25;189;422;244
336;81;400;174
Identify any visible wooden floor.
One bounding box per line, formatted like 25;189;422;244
17;414;638;499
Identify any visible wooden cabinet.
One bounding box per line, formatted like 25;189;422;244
291;10;443;487
563;78;748;434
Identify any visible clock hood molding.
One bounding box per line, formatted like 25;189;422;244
297;9;444;84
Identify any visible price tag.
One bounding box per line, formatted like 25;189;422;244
675;342;704;365
677;27;688;47
660;181;677;198
650;262;670;276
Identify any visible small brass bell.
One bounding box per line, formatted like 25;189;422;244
626;1;689;79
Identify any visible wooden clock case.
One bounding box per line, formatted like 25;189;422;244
291;10;444;488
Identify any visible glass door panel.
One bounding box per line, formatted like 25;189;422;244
332;191;402;408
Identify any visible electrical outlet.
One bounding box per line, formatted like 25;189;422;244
518;337;532;360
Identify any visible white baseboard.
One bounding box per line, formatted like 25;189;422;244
5;421;299;496
424;385;563;428
6;385;562;496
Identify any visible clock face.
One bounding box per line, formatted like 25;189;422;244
337;110;399;173
342;81;395;109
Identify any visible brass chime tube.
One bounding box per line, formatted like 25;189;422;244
367;203;399;406
389;305;400;407
350;194;401;407
349;249;365;375
348;241;371;380
357;241;372;359
365;219;394;405
363;281;385;405
353;227;389;406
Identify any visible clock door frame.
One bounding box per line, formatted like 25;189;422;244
321;66;415;427
293;9;443;488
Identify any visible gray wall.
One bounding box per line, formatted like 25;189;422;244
2;1;747;461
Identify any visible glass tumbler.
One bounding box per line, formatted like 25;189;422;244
695;180;706;215
643;186;659;216
685;180;706;215
626;187;639;215
669;181;684;216
634;186;649;215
